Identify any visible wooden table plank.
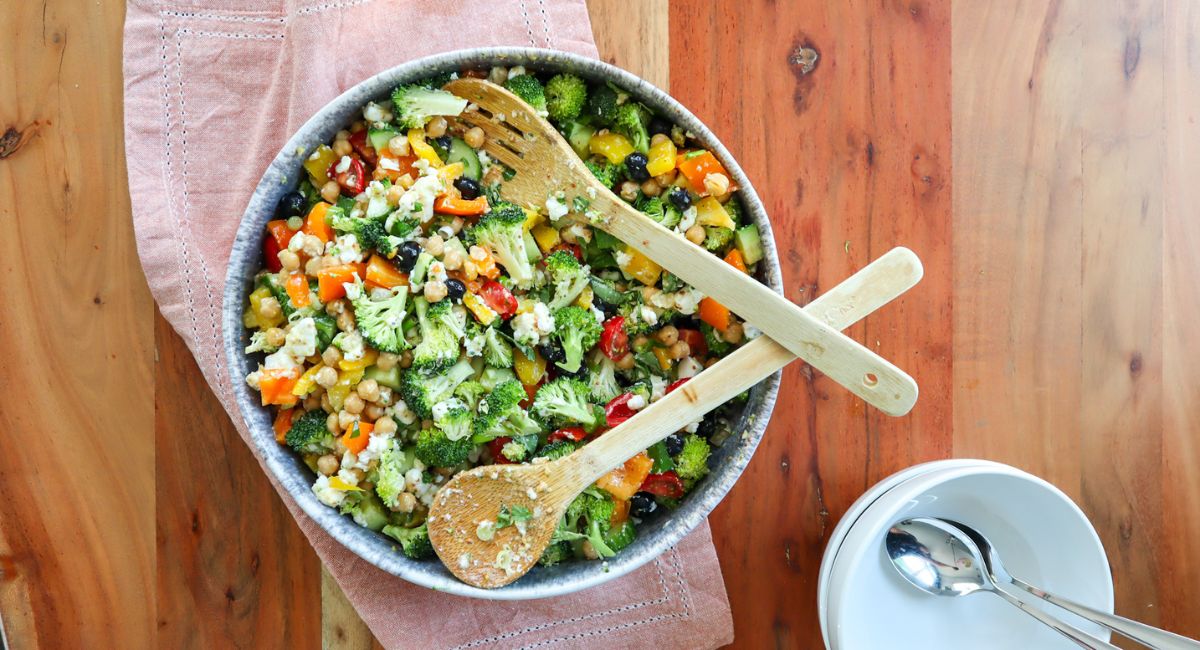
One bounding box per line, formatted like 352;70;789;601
669;2;953;646
0;1;155;646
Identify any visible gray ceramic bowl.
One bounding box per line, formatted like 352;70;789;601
222;48;783;600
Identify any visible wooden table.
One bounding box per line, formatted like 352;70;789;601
2;0;1197;647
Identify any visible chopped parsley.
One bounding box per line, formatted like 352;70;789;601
496;504;533;529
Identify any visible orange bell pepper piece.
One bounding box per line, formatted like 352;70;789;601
374;149;419;182
698;297;732;331
676;150;729;195
610;497;631;526
285;273;312;308
259;369;300;406
317;264;365;303
266;219;297;250
341;420;374;455
434;195;489;216
273;408;295;444
303;202;334;244
723;248;748;274
595;451;653;501
364;254;408;289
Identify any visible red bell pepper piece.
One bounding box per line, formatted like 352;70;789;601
639;471;685;499
666;377;691;394
478;280;518;319
328;156;367;195
599;316;629;361
551;242;584;262
677;328;707;358
263;234;283;272
548;427;587;444
604;393;637;428
348;129;377;164
487;437;515;464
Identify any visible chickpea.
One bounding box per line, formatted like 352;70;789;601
336;309;356;332
482;166;504;186
399;350;414;368
278;249;300;271
487;66;509;85
320;180;341;203
326;413;340;434
321;393;333;413
387;135;410;157
669;340;691;360
705;357;719;368
615;353;636;370
425;116;448;138
619;180;640;201
344;394;365;415
641;179;662;197
722;321;744;344
348;467;366;483
375;416;397;437
337;409;358;430
651;133;671;147
397;173;415;189
580;540;600;560
443;247;464;271
424;280;448;303
386;184;404;205
302;393;321;412
464;126;485;149
703;173;730;197
332;139;353;157
508;65;526;78
685;224;706;245
335;130;352;142
265;327;287;348
395;492;417;513
303;256;324;277
317;454;340;476
315;366;338;389
632;334;649;349
425;234;445;257
258;296;281;320
325;298;346;316
375;352;398;371
449;216;465;234
655;169;678;187
364;404;384;421
654;325;679;346
356;378;381;402
321;345;343;367
332;437;348;456
560;226;577;244
350;120;366;133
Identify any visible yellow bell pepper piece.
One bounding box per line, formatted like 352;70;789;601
338;349;379;371
437;162;464;183
243;307;259;329
249;286;284;329
408;129;443;167
694;196;736;229
531;224;561;253
328;476;364;492
618;245;662;286
516;297;537;314
589;132;635;164
646;138;677;177
328;367;365;411
523;208;544;231
303;145;336;185
463;292;498;326
514;347;547;386
292;363;325;396
574;285;594;309
652;346;673;371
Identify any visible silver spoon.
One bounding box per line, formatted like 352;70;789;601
944;519;1200;650
885;517;1119;649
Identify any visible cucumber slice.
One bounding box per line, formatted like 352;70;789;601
564;121;596;159
524;230;542;263
364;365;403;390
734;224;763;265
445;137;482;180
312;312;337;351
368;127;401;154
409;252;435;285
479;367;517;391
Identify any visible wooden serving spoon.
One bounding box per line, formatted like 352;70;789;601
443;77;918;418
427;247;923;588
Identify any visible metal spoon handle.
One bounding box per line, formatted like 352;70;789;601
1009;578;1200;649
991;583;1121;650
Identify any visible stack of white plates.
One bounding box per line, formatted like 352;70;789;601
818;460;1115;649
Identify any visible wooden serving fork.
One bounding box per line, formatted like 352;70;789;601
427;247;923;588
443;77;917;417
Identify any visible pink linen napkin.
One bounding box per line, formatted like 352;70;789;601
123;1;734;647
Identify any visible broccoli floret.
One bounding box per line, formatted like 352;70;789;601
587;353;623;403
482;326;514;368
538;540;575;566
617;297;658;336
284;409;334;454
703;226;734;253
701;322;732;356
585;159;622;188
382;523;434;559
674;434;711;482
411;297;464;373
635;195;666;223
601;520;637;553
612;103;650;154
565;490;617;558
500;439;529;462
419;71;456;89
415;426;474;467
586;84;620;124
723;196;744;224
472;380;543;441
545;73;588;122
469;203;536;287
330;207;404;258
434;401;473;441
400;357;475;419
549;306;602;373
391;84;468;130
532;378;604;430
374;445;414;510
534;439;578;461
544;250;591;310
453;380;488;409
503;74;547;113
245;330;280;354
346;282;410;354
340;492;390;531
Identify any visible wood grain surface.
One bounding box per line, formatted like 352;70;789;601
1;0;1197;648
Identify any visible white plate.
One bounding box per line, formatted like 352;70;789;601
818;459;1002;643
825;464;1113;649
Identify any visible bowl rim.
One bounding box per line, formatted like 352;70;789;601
823;464;1114;648
220;47;784;600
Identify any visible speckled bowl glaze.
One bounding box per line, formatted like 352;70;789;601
222;48;783;600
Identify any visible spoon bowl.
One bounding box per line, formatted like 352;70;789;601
886;518;993;598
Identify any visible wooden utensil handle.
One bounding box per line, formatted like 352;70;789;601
561;248;923;493
594;194;918;417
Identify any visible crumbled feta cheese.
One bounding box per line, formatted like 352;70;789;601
649;376;668;403
684;421;701;434
427;260;448;285
335;155;352;174
397;172;443;222
676;356;703;379
545;194;569;222
638;305;658;326
586;186;598;199
532;302;556;334
333;329;365;362
511;302;556;347
330;233;364;264
464;329;486;357
744;323;763;340
404;467;424;491
363;101;385;124
287;232;308;252
627;394;647;410
649;291;676;310
674;287;705;315
613;249;633;270
266;317;318;369
312;475;347;507
677;206;699;232
458;553;472;569
590;304;606;324
365;180;391;218
245;369;262;390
